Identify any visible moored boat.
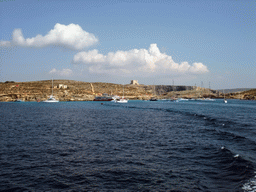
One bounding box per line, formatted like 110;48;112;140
93;93;113;101
114;97;128;103
43;95;59;103
114;84;128;103
43;79;59;103
149;97;158;101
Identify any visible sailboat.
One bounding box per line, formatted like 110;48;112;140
223;89;227;103
114;84;128;103
149;85;158;101
43;79;59;102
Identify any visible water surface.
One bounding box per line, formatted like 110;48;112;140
1;99;256;191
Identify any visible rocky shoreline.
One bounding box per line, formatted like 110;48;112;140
0;80;255;102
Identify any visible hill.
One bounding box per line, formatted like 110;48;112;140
0;80;255;101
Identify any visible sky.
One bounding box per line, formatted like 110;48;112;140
0;0;255;89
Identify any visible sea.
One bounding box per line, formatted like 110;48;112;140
0;99;256;192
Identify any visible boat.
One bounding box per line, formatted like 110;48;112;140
43;79;59;102
43;95;59;102
223;89;227;103
15;99;25;102
115;97;128;103
204;98;216;101
114;84;128;103
149;85;158;101
177;98;189;101
93;93;113;101
149;97;158;101
111;95;120;102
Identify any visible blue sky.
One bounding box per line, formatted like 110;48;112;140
1;0;255;89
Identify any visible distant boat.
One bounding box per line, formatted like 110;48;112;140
114;84;128;103
15;99;25;102
149;85;158;101
111;95;120;102
177;98;189;101
204;98;216;101
223;89;227;103
43;79;59;103
94;93;113;101
115;97;128;103
149;97;158;101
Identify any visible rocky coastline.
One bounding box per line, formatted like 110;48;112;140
0;80;255;102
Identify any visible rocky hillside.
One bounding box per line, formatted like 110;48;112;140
225;89;256;100
0;80;255;101
0;80;155;101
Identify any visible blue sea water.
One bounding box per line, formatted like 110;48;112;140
0;99;256;191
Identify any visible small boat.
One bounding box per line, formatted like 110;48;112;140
111;95;120;102
15;99;25;102
43;79;59;103
114;84;128;103
223;89;227;103
115;97;128;103
93;93;113;101
149;85;158;101
149;97;158;101
204;98;216;101
43;95;59;103
178;98;189;101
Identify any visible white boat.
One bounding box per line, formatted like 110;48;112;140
114;84;128;103
15;99;25;102
115;97;128;103
178;98;189;101
223;89;227;103
43;95;59;103
43;79;59;103
204;98;216;101
111;95;120;102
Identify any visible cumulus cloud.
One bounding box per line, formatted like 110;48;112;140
49;68;73;76
72;44;209;75
0;23;98;50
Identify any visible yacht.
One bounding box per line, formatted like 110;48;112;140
223;89;227;103
149;85;158;101
114;84;128;103
115;97;128;103
43;79;59;103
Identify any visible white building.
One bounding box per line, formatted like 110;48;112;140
130;80;139;85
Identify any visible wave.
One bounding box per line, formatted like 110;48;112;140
243;172;256;192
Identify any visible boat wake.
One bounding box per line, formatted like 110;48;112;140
243;172;256;192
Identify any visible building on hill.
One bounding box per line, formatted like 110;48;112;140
58;84;67;89
130;80;139;85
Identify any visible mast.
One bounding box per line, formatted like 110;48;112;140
123;84;124;98
52;78;54;96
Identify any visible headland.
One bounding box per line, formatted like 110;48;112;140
0;80;255;102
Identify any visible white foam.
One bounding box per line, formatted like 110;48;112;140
242;172;256;192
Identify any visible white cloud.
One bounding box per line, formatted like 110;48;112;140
0;23;98;50
49;68;73;76
72;44;209;76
